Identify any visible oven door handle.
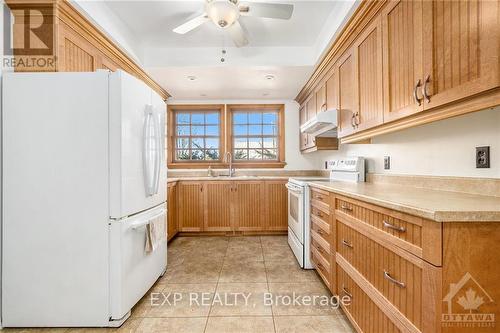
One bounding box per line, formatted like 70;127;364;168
286;183;303;195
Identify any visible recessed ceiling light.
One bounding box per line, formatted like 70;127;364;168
264;74;275;81
263;92;270;96
200;93;207;97
187;76;197;81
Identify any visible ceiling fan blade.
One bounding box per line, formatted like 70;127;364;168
228;20;249;48
239;2;294;20
173;14;209;34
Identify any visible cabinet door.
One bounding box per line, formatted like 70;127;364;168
337;49;358;138
177;182;204;232
422;0;499;110
263;181;288;231
58;26;98;72
305;96;317;148
232;181;264;231
354;16;384;131
381;0;424;122
299;105;308;151
204;181;232;232
316;84;327;114
326;70;338;111
167;182;178;241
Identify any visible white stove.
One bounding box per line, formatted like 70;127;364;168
287;157;365;269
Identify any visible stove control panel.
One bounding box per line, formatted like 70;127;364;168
326;157;365;182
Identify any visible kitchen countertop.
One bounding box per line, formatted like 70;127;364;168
308;181;500;222
167;176;291;183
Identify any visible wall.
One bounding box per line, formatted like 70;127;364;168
167;99;322;170
315;107;500;178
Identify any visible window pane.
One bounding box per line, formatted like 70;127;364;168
234;137;248;149
263;112;277;124
176;113;190;125
206;125;219;136
191;138;204;149
191;126;205;136
191;113;204;125
248;137;263;149
206;138;219;149
206;113;219;125
191;150;205;160
177;126;190;136
249;149;262;159
249;125;262;135
262;149;278;160
234;125;248;136
263;125;277;135
233;113;248;124
176;138;189;149
205;150;219;160
248;112;262;124
263;137;277;149
176;150;189;160
234;149;248;160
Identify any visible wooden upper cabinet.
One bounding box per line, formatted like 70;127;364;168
306;95;317;120
299;105;308;151
326;70;339;111
204;181;232;232
233;181;264;231
353;15;384;131
422;0;500;110
337;49;358;138
382;0;424;122
177;181;204;232
316;83;327;114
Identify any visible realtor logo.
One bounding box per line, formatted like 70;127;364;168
442;272;495;329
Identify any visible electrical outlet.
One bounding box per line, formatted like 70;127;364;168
476;146;490;168
384;156;391;170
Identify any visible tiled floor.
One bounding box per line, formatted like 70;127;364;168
3;236;354;333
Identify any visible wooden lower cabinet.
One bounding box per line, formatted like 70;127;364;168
175;179;288;234
166;182;178;241
310;185;500;333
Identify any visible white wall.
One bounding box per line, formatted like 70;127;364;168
315;107;500;178
168;99;322;170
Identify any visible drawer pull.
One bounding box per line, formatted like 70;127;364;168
317;229;325;236
384;270;406;288
316;211;323;218
340;205;352;212
316;195;324;201
342;239;353;248
383;221;406;233
342;286;353;298
316;245;324;254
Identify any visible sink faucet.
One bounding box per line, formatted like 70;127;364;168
224;151;235;177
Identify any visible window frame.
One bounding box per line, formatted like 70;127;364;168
167;104;285;169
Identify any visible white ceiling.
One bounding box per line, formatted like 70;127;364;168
76;0;359;100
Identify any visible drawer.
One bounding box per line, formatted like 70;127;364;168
337;265;400;333
311;204;329;223
310;187;330;212
311;236;330;259
311;246;330;288
337;221;424;331
335;195;441;265
311;218;330;249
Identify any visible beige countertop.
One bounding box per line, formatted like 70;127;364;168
167;176;291;183
308;181;500;222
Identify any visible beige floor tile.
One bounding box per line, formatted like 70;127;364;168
135;317;206;333
274;315;349;333
210;283;271;316
268;282;339;316
163;261;222;283
145;283;216;318
224;245;264;262
228;236;261;245
260;236;288;248
219;261;267;283
205;316;274;333
265;260;319;283
262;246;296;263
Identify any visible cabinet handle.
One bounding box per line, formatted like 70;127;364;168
340;204;352;212
342;286;353;298
321;103;327;112
422;75;431;103
316;211;323;218
200;185;203;192
316;245;324;254
413;79;422;106
384;270;406;288
342;239;353;248
354;112;360;127
383;221;406;233
351;114;356;129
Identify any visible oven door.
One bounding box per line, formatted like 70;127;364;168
286;182;304;243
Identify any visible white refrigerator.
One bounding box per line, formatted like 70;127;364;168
1;70;167;327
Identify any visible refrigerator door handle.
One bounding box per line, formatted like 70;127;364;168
152;110;162;195
142;105;155;196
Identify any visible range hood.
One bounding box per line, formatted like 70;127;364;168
300;108;338;137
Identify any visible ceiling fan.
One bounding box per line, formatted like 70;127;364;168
172;0;294;47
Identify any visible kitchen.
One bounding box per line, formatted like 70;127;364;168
0;0;499;333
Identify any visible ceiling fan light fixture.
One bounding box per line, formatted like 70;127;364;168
206;0;240;29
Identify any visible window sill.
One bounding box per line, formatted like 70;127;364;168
167;162;287;169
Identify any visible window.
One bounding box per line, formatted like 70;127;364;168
167;104;285;168
169;105;224;163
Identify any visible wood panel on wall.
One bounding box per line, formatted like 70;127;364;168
177;182;204;232
204;181;232;232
